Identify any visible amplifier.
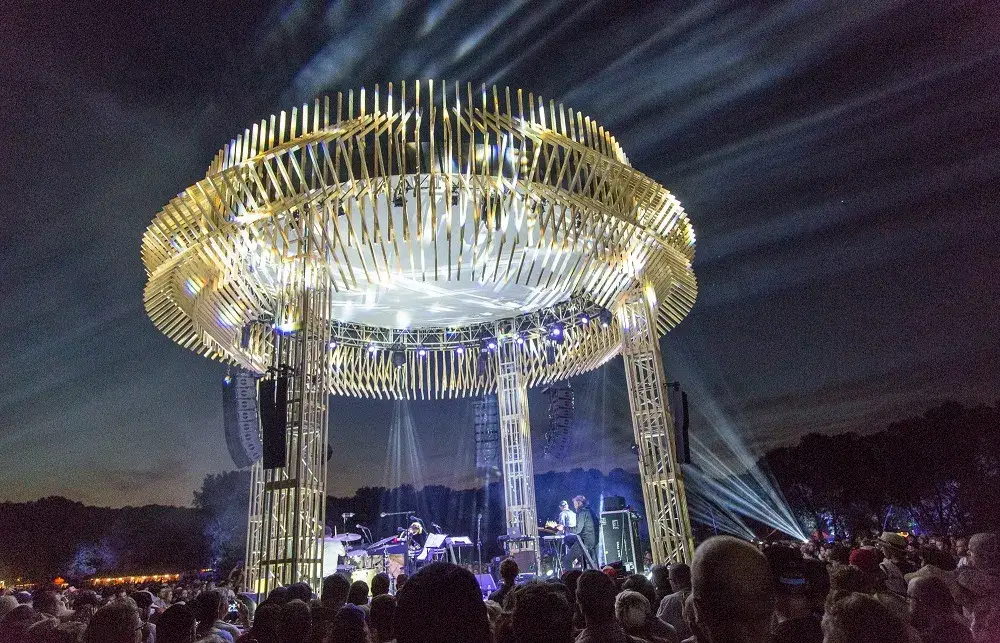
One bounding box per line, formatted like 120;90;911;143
600;510;642;573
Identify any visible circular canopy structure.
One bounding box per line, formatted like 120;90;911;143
142;81;697;398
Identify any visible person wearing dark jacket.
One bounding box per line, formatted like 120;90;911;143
561;495;598;571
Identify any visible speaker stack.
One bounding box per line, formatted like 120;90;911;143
222;370;264;469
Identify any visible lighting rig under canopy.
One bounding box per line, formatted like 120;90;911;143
142;80;698;593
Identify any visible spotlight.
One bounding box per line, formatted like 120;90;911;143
515;332;527;345
223;375;232;385
455;345;465;354
481;336;498;352
392;350;406;368
579;313;590;325
417;346;428;357
598;309;613;328
548;322;565;344
367;343;379;354
328;340;338;349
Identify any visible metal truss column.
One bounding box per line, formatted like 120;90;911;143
620;285;694;564
495;340;539;568
245;279;331;595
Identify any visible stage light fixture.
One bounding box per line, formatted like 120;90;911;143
455;345;465;354
481;336;498;352
549;322;565;344
417;346;428;357
579;312;590;325
515;332;527;345
328;340;338;349
392;350;406;368
599;309;613;328
367;343;379;354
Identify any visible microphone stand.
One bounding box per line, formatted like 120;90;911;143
476;513;483;573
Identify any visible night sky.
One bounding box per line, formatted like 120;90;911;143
2;0;998;508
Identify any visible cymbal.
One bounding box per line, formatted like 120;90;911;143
330;532;362;542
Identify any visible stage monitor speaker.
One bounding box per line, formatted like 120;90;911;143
222;371;263;469
600;510;642;574
260;376;288;469
603;495;626;511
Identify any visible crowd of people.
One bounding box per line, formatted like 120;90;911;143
1;530;996;643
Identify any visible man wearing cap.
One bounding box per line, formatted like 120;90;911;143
877;532;914;596
557;500;577;530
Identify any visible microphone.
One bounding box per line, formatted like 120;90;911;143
379;512;387;518
431;522;443;532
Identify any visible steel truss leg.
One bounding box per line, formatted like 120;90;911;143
245;286;331;596
620;286;694;564
495;340;539;570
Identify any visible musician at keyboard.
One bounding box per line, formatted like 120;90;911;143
556;495;598;570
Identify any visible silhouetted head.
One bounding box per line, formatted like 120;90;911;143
156;604;197;643
499;558;520;585
277;599;311;643
321;574;351;609
83;600;142;643
368;594;396;643
692;536;775;643
511;582;573;643
371;572;391;597
822;592;909;643
347;580;370;606
395;562;491;643
576;570;615;626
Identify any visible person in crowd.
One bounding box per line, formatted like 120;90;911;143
320;574;350;613
394;562;492;643
956;538;970;568
508;581;573;643
621;574;678;642
690;536;775;643
561;569;585;630
394;574;409;593
681;594;707;643
651;564;672;605
954;532;1000;643
83;599;144;643
131;590;156;643
656;563;692;640
821;592;911;643
908;575;973;643
158;604;198;643
849;544;908;620
197;589;240;642
368;594;396;643
616;589;678;643
277;600;311;643
371;573;391;598
763;545;822;643
878;532;916;595
346;581;369;608
286;583;312;604
575;569;643;643
0;595;19;621
489;558;519;605
326;605;368;643
238;601;279;643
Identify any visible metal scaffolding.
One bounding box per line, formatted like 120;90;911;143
495;340;539;568
620;287;694;564
245;268;332;594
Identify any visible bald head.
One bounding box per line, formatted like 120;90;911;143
692;536;775;643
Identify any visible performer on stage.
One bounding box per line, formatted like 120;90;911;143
402;521;427;574
559;495;598;570
557;499;577;529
